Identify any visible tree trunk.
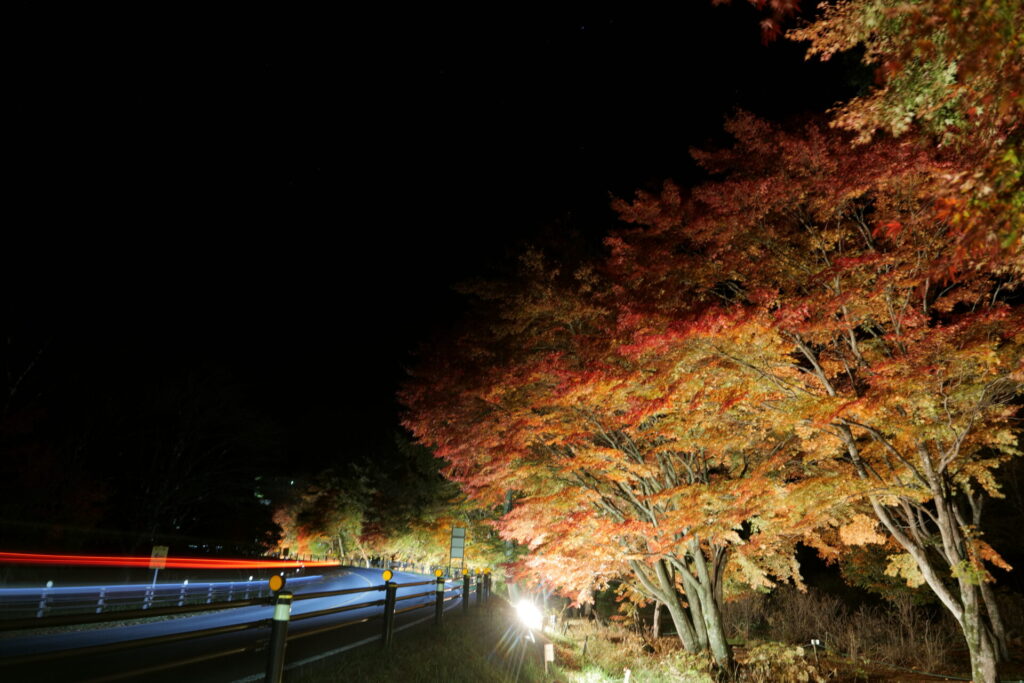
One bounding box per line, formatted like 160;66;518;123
840;431;1001;682
684;581;710;651
697;583;731;669
656;560;700;651
961;586;999;683
629;558;702;652
685;541;732;669
978;578;1010;662
652;600;662;639
661;593;699;652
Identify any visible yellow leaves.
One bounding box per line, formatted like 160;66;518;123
884;552;926;588
838;513;886;546
731;551;777;591
717;529;746;546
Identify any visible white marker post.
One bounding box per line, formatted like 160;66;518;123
146;546;168;609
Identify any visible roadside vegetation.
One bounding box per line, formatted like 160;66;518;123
288;2;1024;680
291;587;1024;682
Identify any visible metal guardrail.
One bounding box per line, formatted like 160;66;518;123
0;575;320;624
0;570;494;683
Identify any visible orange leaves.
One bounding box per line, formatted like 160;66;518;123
974;540;1012;574
402;103;1022;605
838;513;886;546
871;220;903;240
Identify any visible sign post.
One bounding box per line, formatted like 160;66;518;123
145;546;168;609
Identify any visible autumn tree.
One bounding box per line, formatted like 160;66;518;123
276;433;508;571
610;113;1022;682
789;0;1022;267
403;252;840;667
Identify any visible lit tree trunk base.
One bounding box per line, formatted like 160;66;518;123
962;602;999;683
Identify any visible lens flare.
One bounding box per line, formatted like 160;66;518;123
514;598;543;630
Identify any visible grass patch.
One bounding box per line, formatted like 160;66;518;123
289;599;552;682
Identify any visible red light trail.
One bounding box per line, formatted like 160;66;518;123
0;552;340;569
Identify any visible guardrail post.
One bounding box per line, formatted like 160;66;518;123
462;573;470;612
95;587;106;614
381;580;397;648
178;580;188;607
434;573;445;626
265;590;293;683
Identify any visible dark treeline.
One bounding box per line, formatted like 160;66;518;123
0;334;283;556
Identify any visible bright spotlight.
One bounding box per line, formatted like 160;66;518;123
515;599;543;631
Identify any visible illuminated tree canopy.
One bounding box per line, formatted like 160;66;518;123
404;3;1021;679
403;114;1022;676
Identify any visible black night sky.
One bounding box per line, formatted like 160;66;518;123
5;5;860;548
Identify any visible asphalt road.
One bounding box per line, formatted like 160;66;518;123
0;567;472;682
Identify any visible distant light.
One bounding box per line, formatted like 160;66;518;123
515;599;543;631
183;579;189;585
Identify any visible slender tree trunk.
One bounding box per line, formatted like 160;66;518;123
687;541;732;668
649;559;699;651
688;599;709;649
978;578;1010;662
630;558;702;652
652;600;662;639
961;585;999;683
684;579;710;651
697;584;731;669
661;593;699;652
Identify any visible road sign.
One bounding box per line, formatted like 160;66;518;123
149;546;169;570
449;527;466;559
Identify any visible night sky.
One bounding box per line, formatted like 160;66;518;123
6;5;860;478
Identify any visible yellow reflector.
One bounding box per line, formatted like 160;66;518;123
382;569;393;582
434;569;443;577
268;575;284;592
